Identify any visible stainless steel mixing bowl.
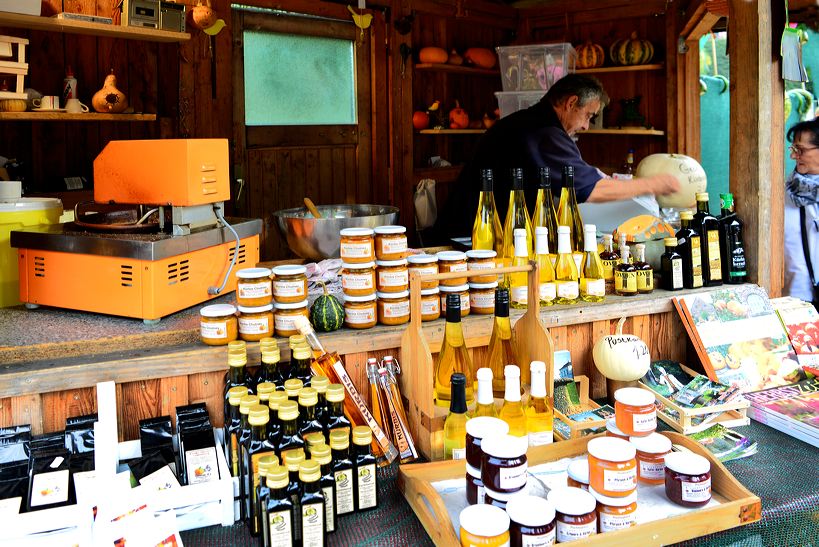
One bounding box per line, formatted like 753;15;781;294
273;204;400;260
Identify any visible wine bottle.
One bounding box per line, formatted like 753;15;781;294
535;226;557;306
526;361;553;446
556;165;585;259
719;193;747;284
472;168;504;256
580;224;606;302
434;293;475;407
443;372;469;460
499;365;527;439
532;166;559;255
474;367;498;417
507;228;529;309
692;192;723;286
554;225;580;305
486;287;524;396
502;168;534;264
599;233;620;294
633;243;654;294
676;210;704;289
614;244;638;296
661;237;684;291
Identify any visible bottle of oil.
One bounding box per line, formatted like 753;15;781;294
224;346;253;428
283;449;306;545
291;346;313;387
329;429;354;518
580;224;606;302
599;233;620;294
298;460;326;547
256;382;276;420
502;168;534;264
261;465;294;547
614;243;638;296
554;225;580;304
297;388;324;439
535;226;557;306
526;361;553;446
532;166;559;255
284;379;303;402
507;228;530;308
675;211;704;289
633;243;654;294
276;400;305;456
325;383;352;438
268;391;287;447
719;193;747;284
256;339;282;390
225;386;249;478
486;287;522;395
434;293;475;407
444;372;469;460
661;237;684;291
255;455;278;545
245;406;278;536
310;443;336;534
556;165;585;259
352;426;379;511
692;192;723;286
311;374;330;432
238;394;259;522
472;168;504;256
474;367;498;417
499;365;527;439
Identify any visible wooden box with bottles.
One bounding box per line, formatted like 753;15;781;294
399;261;554;461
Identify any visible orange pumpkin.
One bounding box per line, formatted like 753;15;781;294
576;40;605;68
412;111;430;130
448;101;469;129
448;49;464;66
419;47;448;64
190;0;217;30
464;48;497;69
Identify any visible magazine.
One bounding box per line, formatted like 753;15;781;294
688;424;757;462
744;377;819;448
553;405;613;439
672;375;742;408
641;360;692;398
771;296;819;368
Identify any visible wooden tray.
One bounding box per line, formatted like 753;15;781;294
553;375;607;440
398;432;761;547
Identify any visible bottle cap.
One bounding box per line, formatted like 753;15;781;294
352;425;373;446
249;405;270;426
664;237;678;246
284;379;304;397
480;168;494;192
238;304;274;314
289;334;307;348
304;432;326;449
228;386;249;405
277;400;299;421
445;292;461;322
228;353;247;367
283;448;305;471
293;346;312;360
240;395;260;414
261;345;281;364
311;443;332;465
311;375;329;393
476;367;493;381
268;391;288;410
603;233;613;241
504;364;520;378
680;210;694;220
538;166;550;187
326;383;345;403
298;387;318;407
228;340;246;354
266;465;289;489
257;454;279;476
557;225;570;234
696;192;709;201
535;226;548;237
530;360;546;375
329;429;350;449
510;167;524;190
256;382;276;397
299;460;321;482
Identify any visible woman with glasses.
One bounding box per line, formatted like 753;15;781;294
784;118;819;304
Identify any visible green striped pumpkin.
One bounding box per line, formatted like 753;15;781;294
310;283;344;332
609;32;654;66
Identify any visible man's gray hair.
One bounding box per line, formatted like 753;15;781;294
544;74;609;108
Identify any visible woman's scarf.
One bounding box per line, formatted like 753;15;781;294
786;170;819;207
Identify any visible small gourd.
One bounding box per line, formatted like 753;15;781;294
576;40;605;68
0;81;25;112
92;70;128;114
592;317;651;381
191;0;217;30
609;32;655;66
309;282;344;332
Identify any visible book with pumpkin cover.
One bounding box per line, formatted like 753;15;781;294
770;297;819;368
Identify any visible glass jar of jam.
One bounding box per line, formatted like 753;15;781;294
437;250;468;286
341;261;376;297
630;432;672;485
466;249;498;284
200;304;238;346
664;452;711;508
606;418;630;440
235;267;273;307
376;291;410;326
480;434;528;493
590;487;638;533
238;304;274;342
408;254;439;290
566;458;590;490
343;294;377;329
374;225;408;261
440;284;470;317
465;416;509;469
459;504;510;546
468;282;498;315
376;259;409;293
506;495;556;547
547;486;597;543
466;464;485;505
420;287;441;321
614;387;657;437
274;300;310;337
484;483;529;511
586;437;637;497
271;265;308;304
339;227;375;263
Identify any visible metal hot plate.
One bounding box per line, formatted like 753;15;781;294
10;217;262;261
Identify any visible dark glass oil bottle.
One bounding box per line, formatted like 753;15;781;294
676;211;704;289
692;192;723;286
237;394;259;523
224;349;253;429
283;449;305;545
719;193;747;284
297;387;324;439
330;429;355;517
261;465;295;547
299;461;326;547
252;454;278;539
292;346;313;387
325;384;352;438
352;426;378;512
661;237;684;291
311;375;331;432
245;407;278;536
311;443;337;533
255;340;281;390
225;386;248;478
276;401;305;457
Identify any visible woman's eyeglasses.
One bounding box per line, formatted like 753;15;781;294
790;144;819;156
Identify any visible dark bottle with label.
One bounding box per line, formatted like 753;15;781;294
237;394;259;522
719;193;747;284
599;234;620;295
329;429;355;517
255;341;282;390
692;192;723;286
245;406;278;536
253;454;279;540
633;243;654;294
225;386;249;478
325;383;352;438
283;449;305;545
310;443;337;534
276;401;305;457
267;391;288;448
292;346;313;387
297;387;325;439
661;238;684;291
261;465;295;547
352;425;378;512
224;347;253;429
311;375;331;432
675;211;704;289
614;244;638;296
299;461;327;547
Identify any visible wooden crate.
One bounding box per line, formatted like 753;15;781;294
553;374;607;440
399;261;554;461
399;431;762;547
0;35;28;99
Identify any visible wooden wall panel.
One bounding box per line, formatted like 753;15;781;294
188;371;225;428
41;387;97;433
0;398;11;429
119;379;162;441
11;394;43;435
160;376;190;429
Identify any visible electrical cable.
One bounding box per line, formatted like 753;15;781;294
208;204;241;295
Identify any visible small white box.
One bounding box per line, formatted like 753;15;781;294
0;0;41;16
495;91;546;118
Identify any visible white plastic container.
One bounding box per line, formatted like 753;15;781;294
496;43;576;92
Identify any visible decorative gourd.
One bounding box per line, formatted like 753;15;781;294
191;0;217;30
92;70;128;114
464;47;497;69
576;40;605;68
448;100;469;129
0;99;26;112
310;283;344;332
448;49;463;66
592;317;651;381
634;153;707;209
419;47;448;64
614;215;675;243
609;32;654;66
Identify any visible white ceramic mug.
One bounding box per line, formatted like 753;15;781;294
65;98;89;114
33;95;60;110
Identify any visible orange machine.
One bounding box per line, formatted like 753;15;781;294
11;139;261;322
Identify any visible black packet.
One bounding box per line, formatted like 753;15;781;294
26;448;75;512
68;452;95;474
64;414;97;454
0;428;31;480
129;449;171;483
139;416;174;465
30;431;65;455
175;403;211;483
0;475;27;505
179;426;219;486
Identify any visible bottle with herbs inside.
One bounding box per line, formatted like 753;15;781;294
633;243;654;294
614;243;637;296
675;211;704;289
692;192;723;286
661;237;684;291
719;193;747;284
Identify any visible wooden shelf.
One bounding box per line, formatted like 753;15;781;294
0;112;157;121
576;63;664;74
579;128;665;135
0;12;190;42
414;164;464;184
418;129;486;134
414;63;499;76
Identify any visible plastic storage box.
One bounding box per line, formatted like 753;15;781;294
497;43;576;92
494;91;545;118
0;0;41;15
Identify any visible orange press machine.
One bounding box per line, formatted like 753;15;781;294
10;139;261;322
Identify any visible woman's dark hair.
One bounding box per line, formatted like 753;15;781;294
787;119;819;146
544;74;609;108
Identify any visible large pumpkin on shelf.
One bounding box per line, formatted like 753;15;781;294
609;32;654;65
635;153;707;209
576;40;605;68
419;47;448;64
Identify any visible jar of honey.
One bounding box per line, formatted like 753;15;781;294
468;282;498;315
374;225;408;261
566;458;590;490
420;287;441;321
586;437;637;497
506;495;556;547
375;259;409;293
408;254;439;289
238;304;274;341
199;304;238;346
271;265;308;304
606;418;630;440
465;416;509;469
341;261;376;297
437;250;468;286
664;452;711;508
339;227;375;263
344;294;377;329
465;464;485;505
590;487;638;533
376;291;410;326
458;504;510;547
547;486;597;543
630;432;672;485
480;434;528;493
614;387;657;437
466;249;497;284
273;300;310;337
439;284;470;317
235;267;273;307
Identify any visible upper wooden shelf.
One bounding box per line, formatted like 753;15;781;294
0;112;157;121
418;129;487;134
0;12;191;42
414;63;499;76
576;64;664;74
579;128;665;135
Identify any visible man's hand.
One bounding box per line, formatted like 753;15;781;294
647;174;681;195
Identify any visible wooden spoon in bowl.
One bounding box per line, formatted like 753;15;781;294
304;197;322;219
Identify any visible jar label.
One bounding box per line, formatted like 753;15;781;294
275;313;304;333
636;270;654;291
301;501;324;545
378;268;409;287
528;430;553;446
452;448;466;460
440;294;470;313
639;459;665;480
470;290;495;310
323;485;335;532
670;258;683;288
380;236;407;255
345;305;376;325
499;463;528;490
273;279;306;298
599;510;637;532
556;280;579;299
238;315;270;334
477;485;485;504
682;478;711;502
340;241;373;259
632;410;657;432
556;518;596;543
539;282;556;302
583;278;606;297
382;300;410;318
200;321;228;339
268;509;293;545
357;463;377;509
335;470;354;514
410;265;438;278
603;466;637;491
522;529;556;547
468;261;496;271
237;281;271;299
511;285;528;305
421;297;440;316
444;262;468;273
342;271;374;291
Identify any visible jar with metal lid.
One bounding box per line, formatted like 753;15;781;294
408;254;439;290
465;464;485;505
273;300;310;337
440;284;470;317
200;304;238;346
341;261;376;297
271;265;308;304
459;504;510;547
480;434;528;493
344;294;377;329
664;452;711;508
605;418;629;440
437;250;468;286
614;387;657;437
484;483;530;511
375;259;409;293
235;267;273;307
590;487;638;533
587;437;637;497
465;416;509;470
376;290;410;326
374;225;408;261
547;486;597;543
237;304;274;342
566;458;590;490
630;433;672;485
339;227;375;264
469;281;498;315
420;287;441;321
466;249;498;284
506;495;556;547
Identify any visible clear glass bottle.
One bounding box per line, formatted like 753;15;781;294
719;193;747;284
535;226;557;306
692;192;723;286
444;372;469;460
533;166;559;256
633;243;654;294
507;228;529;309
474;367;498;417
352;426;379;511
600;233;620;294
502;167;534;264
299;460;326;547
614;244;638;296
434;293;475;407
499;365;527;439
526;361;553;446
557;165;585;255
329;430;354;517
472;168;504;257
661;237;684;291
580;224;606;302
554;225;580;305
261;465;294;547
486;288;524;396
676;210;704;289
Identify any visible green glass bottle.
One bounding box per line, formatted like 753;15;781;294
352;426;379;512
261;465;295;547
719;193;747;284
443;372;469;460
329;429;355;517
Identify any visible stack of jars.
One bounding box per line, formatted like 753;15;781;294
409;253;440;322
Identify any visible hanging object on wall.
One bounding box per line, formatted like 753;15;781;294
190;0;225;36
92;70;128;114
347;5;372;45
781;11;809;83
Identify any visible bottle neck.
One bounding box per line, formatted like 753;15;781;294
302;328;327;356
504;374;521;402
240;413;250;428
320;462;332;476
563;172;575;190
514;235;528;258
450;383;467;414
530;370;547;398
302;479;320;495
229;404;241;422
681;217;691;230
557;231;571;254
665;243;677;252
536;231;549;255
495;296;509;318
620;246;630;262
294;357;310;375
229;365;246;385
635;247;646;263
353;442;371;459
261;361;277;377
280;417;298;437
477;375;494;405
446;298;461;323
329;399;344;417
301;403;317;420
251;423;268;442
697;199;710;214
271;484;289;500
332;446;350;462
603;237;614;253
583;230;596;252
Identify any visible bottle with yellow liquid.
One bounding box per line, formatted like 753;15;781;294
535;226;556;306
633;243;654;294
507;228;529;309
614;243;638;296
499;365;527;439
554;226;580;305
474;368;498;417
580;224;606;303
556;166;585;266
443;372;469;460
472;168;504;256
502;168;533;265
434;293;475;407
600;233;620;294
486;288;523;397
532;166;559;256
525;361;553;446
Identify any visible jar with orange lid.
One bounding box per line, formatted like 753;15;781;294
466;249;498;284
235;267;273;307
344;294;377;329
200;304;238;346
339;227;375;264
341;261;376;296
547;486;597;543
420;287;441;321
376;291;410;326
273;300;310;337
566;458;590;490
271;265;308;304
586;437;637;497
614;387;657;437
605;418;629;440
237;304;274;342
591;487;638;533
458;504;510;547
408;254;439;289
375;259;409;293
374;225;408;261
630;432;672;485
437;251;468;286
440;284;470;316
468;282;498;315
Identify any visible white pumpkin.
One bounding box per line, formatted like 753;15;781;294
592;317;651;381
635;153;707;209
